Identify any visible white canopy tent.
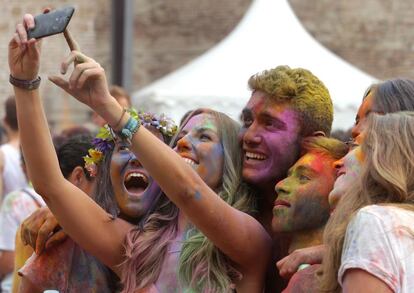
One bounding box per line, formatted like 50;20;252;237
133;0;376;130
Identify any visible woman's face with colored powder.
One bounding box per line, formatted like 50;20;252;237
110;128;163;221
272;152;335;233
352;92;374;139
328;145;364;210
176;113;224;190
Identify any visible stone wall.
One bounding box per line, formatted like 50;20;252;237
1;0;413;130
289;0;414;80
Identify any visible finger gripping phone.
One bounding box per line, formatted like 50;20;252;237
27;6;75;39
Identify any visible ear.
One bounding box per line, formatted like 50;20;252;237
311;131;326;137
68;166;85;186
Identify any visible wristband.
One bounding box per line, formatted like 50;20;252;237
112;108;127;130
9;75;41;90
118;116;140;140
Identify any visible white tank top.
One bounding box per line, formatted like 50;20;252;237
0;143;27;197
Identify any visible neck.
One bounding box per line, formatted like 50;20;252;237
177;211;189;234
6;130;19;145
287;225;325;254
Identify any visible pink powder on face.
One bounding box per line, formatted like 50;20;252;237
241;91;302;187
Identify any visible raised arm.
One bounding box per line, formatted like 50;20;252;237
8;14;130;272
49;47;271;278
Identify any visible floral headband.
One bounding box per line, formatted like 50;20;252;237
84;108;178;177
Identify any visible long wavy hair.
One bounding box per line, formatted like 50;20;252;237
121;108;257;292
318;112;414;292
178;109;257;292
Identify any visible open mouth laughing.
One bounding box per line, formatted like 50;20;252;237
123;171;149;196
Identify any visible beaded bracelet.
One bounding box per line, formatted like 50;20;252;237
9;75;41;90
118;116;140;140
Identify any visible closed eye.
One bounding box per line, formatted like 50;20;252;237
299;174;311;181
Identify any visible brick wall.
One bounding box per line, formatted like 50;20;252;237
289;0;414;80
1;0;413;130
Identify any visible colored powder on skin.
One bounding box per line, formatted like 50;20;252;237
194;191;202;201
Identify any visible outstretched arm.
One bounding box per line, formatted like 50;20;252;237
50;42;272;280
9;13;131;273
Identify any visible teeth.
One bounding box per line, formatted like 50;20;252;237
183;157;197;166
245;152;267;160
126;172;148;183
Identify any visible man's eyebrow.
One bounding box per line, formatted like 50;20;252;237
260;111;287;130
295;165;317;176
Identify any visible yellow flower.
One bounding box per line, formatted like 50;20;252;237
88;149;103;163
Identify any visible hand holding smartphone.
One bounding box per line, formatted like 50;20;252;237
27;6;75;39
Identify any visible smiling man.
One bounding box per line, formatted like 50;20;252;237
240;66;334;291
274;136;347;292
241;66;333;232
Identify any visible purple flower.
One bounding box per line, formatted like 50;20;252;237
92;138;113;153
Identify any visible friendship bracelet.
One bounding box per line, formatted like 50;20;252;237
113;108;127;130
9;75;41;90
118;116;141;140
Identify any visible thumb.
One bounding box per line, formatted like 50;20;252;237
45;230;67;250
48;75;71;93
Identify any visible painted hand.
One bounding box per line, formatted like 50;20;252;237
276;244;325;279
48;29;112;115
20;206;67;255
8;10;49;80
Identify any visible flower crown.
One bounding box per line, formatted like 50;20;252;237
84;108;178;177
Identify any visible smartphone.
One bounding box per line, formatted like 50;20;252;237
27;6;75;39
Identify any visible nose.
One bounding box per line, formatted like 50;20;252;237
351;120;363;139
129;154;142;167
333;157;344;173
275;179;289;195
242;122;262;146
176;134;192;152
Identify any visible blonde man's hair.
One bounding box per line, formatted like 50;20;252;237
248;66;333;136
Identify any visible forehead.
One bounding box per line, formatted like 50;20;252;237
356;92;374;119
182;113;217;132
291;152;334;174
244;91;300;121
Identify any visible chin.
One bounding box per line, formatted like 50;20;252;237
243;168;263;183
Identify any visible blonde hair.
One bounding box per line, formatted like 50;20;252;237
248;66;333;136
301;136;348;161
178;109;257;292
319;111;414;292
